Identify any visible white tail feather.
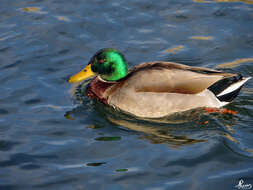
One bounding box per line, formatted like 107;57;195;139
217;77;251;97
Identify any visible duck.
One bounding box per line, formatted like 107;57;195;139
68;48;251;118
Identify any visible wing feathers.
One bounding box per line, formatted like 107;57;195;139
125;62;234;94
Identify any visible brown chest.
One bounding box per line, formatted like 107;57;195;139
86;77;116;103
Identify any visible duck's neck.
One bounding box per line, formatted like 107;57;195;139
87;77;116;103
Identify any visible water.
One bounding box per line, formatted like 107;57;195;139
1;0;253;189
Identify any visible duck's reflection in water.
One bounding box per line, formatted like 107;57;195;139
94;102;209;147
108;116;207;147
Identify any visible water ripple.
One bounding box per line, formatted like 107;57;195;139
1;0;253;189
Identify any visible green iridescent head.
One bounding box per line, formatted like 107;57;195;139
68;48;128;83
89;48;128;81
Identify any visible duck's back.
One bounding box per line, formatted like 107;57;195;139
106;62;235;118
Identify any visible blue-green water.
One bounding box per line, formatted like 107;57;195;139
1;0;253;189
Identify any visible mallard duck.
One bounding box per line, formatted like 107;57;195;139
68;48;251;118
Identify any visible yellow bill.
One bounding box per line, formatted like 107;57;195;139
68;64;95;83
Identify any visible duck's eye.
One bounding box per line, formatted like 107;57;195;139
98;59;106;64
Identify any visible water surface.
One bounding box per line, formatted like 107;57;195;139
1;0;253;189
